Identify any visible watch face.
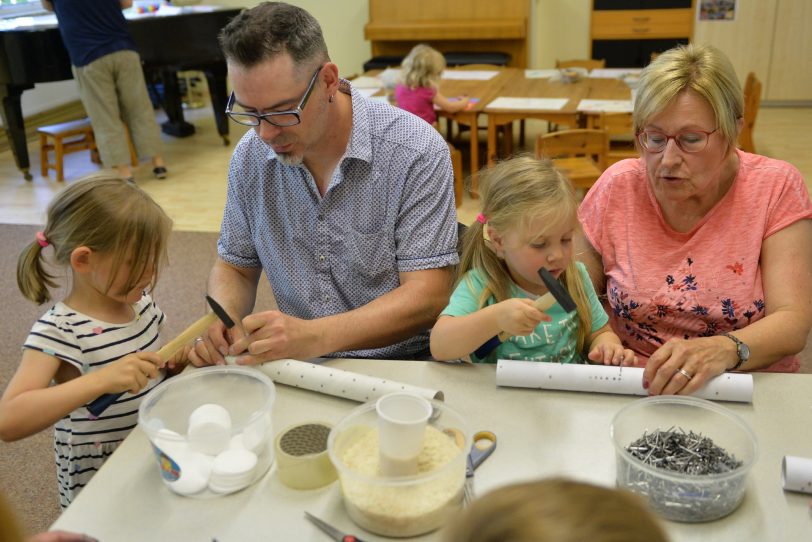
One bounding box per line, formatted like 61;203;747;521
739;342;750;361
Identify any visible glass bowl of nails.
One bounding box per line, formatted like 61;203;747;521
610;395;757;522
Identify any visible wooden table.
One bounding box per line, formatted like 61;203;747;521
483;73;630;194
52;360;812;541
361;67;513;196
434;67;514;194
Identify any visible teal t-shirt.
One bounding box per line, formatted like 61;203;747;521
440;262;608;364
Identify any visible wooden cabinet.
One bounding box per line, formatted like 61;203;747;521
590;1;694;68
693;0;812;102
364;0;530;68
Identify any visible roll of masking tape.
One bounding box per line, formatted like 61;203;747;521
275;422;337;490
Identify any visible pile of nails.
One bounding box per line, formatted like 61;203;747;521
626;427;742;475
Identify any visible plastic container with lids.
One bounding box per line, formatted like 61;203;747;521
138;366;276;498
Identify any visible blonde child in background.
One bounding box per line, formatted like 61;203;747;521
0;176;180;509
443;477;669;542
430;155;637;365
395;44;470;126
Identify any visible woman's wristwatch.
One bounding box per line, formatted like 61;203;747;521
722;333;750;371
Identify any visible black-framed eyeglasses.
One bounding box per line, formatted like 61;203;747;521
637;128;719;154
225;65;323;127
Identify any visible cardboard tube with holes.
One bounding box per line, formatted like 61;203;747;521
275;422;336;490
258;359;443;403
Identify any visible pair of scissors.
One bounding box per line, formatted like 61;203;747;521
465;431;497;504
304;511;366;542
467;430;497;476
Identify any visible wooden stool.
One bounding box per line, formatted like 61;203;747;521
38;118;138;182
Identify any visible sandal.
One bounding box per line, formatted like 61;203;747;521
153;166;168;180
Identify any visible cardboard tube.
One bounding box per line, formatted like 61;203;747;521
782;456;812;494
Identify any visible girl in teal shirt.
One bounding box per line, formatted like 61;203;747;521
431;156;636;365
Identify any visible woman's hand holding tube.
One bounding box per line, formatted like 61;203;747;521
644;336;737;396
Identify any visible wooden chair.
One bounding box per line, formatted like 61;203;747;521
549;59;606;134
555;58;606;71
38;118;137;181
535;128;609;191
591;112;638;165
738;72;762;153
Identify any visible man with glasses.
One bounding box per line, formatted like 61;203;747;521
578;44;812;395
190;2;458;365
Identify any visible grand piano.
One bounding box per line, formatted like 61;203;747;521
0;6;241;180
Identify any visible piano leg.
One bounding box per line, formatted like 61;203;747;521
0;83;34;180
204;64;231;146
158;69;195;138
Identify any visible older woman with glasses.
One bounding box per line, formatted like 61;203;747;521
578;44;812;394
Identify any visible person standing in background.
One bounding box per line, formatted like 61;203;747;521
42;0;168;183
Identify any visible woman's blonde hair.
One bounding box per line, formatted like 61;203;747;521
443;477;669;542
17;175;172;305
634;43;743;147
458;155;593;355
401;44;445;89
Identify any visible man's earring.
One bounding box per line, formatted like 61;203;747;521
328;94;334;103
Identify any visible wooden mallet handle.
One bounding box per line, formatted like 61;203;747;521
156;312;218;362
87;312;219;417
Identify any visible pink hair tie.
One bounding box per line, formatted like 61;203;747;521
476;213;488;225
36;231;49;248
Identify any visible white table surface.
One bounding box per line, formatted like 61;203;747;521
52;360;812;541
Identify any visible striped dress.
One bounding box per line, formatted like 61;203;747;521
23;294;166;508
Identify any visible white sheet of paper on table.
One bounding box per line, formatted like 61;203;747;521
485;97;569;111
576;99;634;113
495;360;754;403
442;70;498;80
524;69;560;79
258;359;443;403
588;68;644;79
782;456;812;494
349;76;383;89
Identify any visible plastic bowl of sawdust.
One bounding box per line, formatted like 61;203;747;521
327;398;471;537
610;395;757;522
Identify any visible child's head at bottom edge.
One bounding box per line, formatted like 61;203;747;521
443;477;670;542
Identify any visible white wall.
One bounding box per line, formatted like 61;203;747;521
202;0;371;77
